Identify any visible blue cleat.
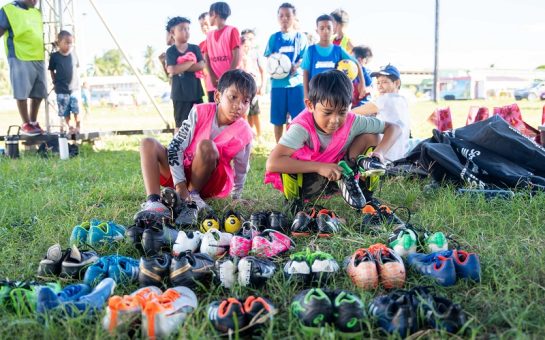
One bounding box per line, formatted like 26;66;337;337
108;256;139;285
436;250;481;282
407;252;456;286
84;257;111;287
88;221;126;246
77;278;116;311
37;284;92;314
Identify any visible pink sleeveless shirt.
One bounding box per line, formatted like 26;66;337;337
206;26;237;90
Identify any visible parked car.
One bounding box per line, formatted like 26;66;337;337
514;81;545;101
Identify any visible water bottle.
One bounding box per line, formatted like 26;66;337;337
59;134;69;160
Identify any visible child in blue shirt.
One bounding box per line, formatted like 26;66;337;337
352;45;373;107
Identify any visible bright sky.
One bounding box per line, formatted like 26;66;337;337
2;0;545;72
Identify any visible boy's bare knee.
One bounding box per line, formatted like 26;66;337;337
140;137;159;154
197;140;219;164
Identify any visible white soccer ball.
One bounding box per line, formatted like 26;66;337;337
267;53;292;79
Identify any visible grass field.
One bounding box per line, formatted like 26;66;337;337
1;99;545;339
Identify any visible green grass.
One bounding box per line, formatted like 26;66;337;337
1;134;545;339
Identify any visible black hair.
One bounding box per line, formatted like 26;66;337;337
57;30;72;41
316;14;334;26
209;2;231;20
198;12;208;21
166;17;190;32
217;69;257;101
240;36;248;45
330;8;349;24
241;28;255;36
308;70;352;110
278;3;296;15
352;45;373;59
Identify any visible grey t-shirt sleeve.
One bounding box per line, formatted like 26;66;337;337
278;124;310;150
351;115;385;135
0;9;10;30
231;142;252;198
167;106;197;186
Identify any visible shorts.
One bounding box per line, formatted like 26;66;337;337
8;58;47;100
57;93;80;117
281;172;339;200
173;99;202;127
270;86;305;125
247;96;260;116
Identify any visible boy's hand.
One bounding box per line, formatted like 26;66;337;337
318;163;343;181
370;151;385;163
290;64;297;76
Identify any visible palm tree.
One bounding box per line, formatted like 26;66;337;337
93;49;127;76
143;45;157;75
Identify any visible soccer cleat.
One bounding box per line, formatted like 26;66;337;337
437;249;481;282
337;160;367;209
222;210;243;234
134;200;172;225
308;251;339;285
268;211;290;232
37;283;92;314
126;223;146;253
108;256;140;285
361;203;384;231
243;296;277;325
60;245;99;279
290;209;316;237
139;254;171;288
229;234;253;258
345;248;379;289
189;191;210;211
333;290;366;336
142;286;198;339
70;221;93;245
423;231;449;253
200;212;221;233
141;224;179;256
215;257;238;289
249;211;268;231
251;229;294;257
291;288;334;332
160;187;180;209
200;228;232;259
174;201;199;228
316;209;341;237
170;251;215;289
283;250;312;283
37;244;70;277
208;298;247;333
237;256;276;288
369;243;406;289
84;256;110;287
237;221;261;239
172;230;203;256
368;292;418;337
388;226;418;257
88;221;126;246
420;294;467;333
407;252;456;286
356;155;386;176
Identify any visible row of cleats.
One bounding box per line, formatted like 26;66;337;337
37;244;99;279
200;210;244;234
248;211;290;233
103;285;198;339
216;257;276;289
70;219;126;247
291;208;342;237
139;252;214;289
0;280;61;314
208;296;276;334
37;278;115;317
369;287;467;337
83;255;139;287
283;249;339;286
345;243;406;290
407;250;481;286
291;288;366;336
388;224;449;257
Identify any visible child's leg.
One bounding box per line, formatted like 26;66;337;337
346;133;379;161
187;140;219;192
254;115;262;138
140;137;170;196
73;113;80;132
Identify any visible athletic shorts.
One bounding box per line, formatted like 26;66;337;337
247;96;260;116
270;86;305;125
173;99;202;128
57;93;80;117
8;58;47;100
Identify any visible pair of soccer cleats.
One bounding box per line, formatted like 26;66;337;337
70;219;126;247
0;280;60;314
247;210;290;233
103;286;198;339
83;255;139;287
215;256;276;289
37;278;115;317
291;207;342;237
407;249;481;286
345;243;406;290
388;223;450;257
229;225;294;258
291;288;366;336
369;286;468;336
283;249;340;286
208;296;277;334
127;219;180;256
200;210;244;234
170;228;232;259
360;201;406;231
337;156;386;210
37;244;99;280
139;251;214;290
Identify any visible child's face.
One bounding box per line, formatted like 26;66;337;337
278;8;295;31
166;31;174;46
376;75;399;94
333;21;343;35
58;36;73;54
172;23;190;44
199;17;210;35
306;100;348;135
215;85;252;124
243;32;255;47
356;56;371;66
316;20;333;43
242;39;251;53
208;11;218;26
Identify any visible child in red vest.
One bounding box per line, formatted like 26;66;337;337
265;70;400;209
135;70;256;222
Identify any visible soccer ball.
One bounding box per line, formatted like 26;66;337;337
337;59;359;81
267;53;291;79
